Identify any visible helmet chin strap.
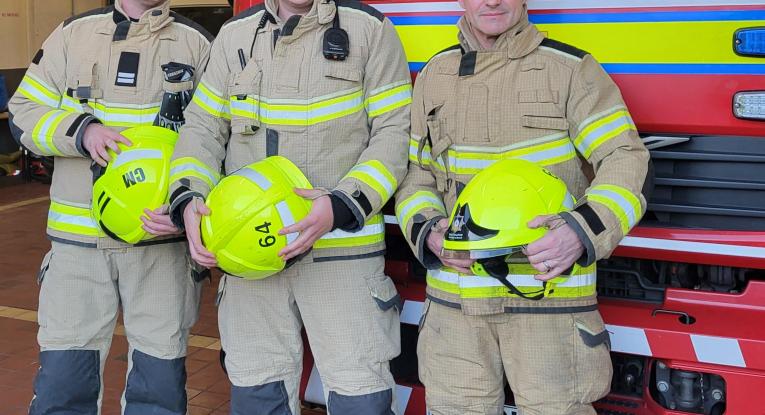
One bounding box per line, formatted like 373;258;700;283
476;257;548;301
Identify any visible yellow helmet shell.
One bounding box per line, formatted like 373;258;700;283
201;156;313;280
443;159;574;257
91;126;178;244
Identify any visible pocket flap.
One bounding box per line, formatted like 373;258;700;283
367;274;402;312
575;313;611;350
325;65;362;82
521;61;546;71
38;249;54;285
522;115;569;130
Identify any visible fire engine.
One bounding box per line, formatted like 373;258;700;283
232;1;765;413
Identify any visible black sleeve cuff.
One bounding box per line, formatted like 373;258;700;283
559;211;597;267
330;190;363;232
329;193;356;231
75;116;100;157
417;215;446;270
169;189;204;231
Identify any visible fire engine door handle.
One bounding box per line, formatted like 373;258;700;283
652;308;696;325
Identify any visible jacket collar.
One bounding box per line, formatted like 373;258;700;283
265;0;328;38
457;7;543;60
106;0;172;40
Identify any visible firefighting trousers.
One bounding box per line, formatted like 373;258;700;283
217;255;402;415
29;241;202;415
417;300;613;415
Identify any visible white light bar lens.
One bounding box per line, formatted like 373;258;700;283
733;92;765;120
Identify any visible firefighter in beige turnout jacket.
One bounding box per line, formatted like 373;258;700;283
8;1;211;413
168;0;411;413
395;0;649;413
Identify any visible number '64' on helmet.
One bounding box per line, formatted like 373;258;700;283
442;158;575;261
201;156;313;280
91;126;178;244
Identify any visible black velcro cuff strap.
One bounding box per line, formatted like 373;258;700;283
574;203;606;235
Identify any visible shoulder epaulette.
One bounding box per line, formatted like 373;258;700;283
223;4;267;27
170;11;214;42
335;0;385;22
540;38;588;59
63;6;114;28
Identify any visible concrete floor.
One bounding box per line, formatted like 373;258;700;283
0;178;325;415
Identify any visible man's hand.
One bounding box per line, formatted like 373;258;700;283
278;188;333;261
524;214;584;281
426;218;474;274
141;204;181;236
183;198;217;268
82;123;133;167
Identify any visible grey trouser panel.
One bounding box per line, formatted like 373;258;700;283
32;241;201;414
418;300;613;415
218;255;401;415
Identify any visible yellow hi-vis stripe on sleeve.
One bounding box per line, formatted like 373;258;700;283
169;157;221;190
229;87;364;126
193;81;231;120
345;160;398;201
586;184;642;234
426;264;597;299
395;191;446;230
365;81;412;118
574;106;637;159
314;214;385;249
17;73;60;108
31;110;68;156
47;201;99;237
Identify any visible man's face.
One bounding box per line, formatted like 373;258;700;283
122;0;166;10
458;0;526;39
280;0;314;13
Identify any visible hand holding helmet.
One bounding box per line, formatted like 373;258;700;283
524;214;584;281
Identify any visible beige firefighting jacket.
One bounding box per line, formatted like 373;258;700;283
8;1;211;248
169;0;411;261
395;12;650;314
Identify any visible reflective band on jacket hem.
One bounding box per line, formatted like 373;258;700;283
47;201;99;237
314;214;385;249
229;87;364;126
87;100;160;127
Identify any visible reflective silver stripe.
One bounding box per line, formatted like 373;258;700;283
409;142;432;163
35;113;61;154
321;222;384;240
195;88;230;115
577;114;632;153
430;269;596;288
588;188;637;227
169;164;220;185
260;96;363;120
448;140;575;170
47;211;98;229
275;201;298;245
396;194;445;224
19;77;59;107
111;149;163;169
350;164;395;197
91;109;157;124
367;89;412;114
236;168;272;190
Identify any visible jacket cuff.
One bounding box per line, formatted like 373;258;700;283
559;211;597;267
329;193;357;231
330;189;365;232
415;215;446;270
74;116;100;157
169;186;204;231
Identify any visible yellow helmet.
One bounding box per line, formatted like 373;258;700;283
91;126;178;244
443;159;575;295
201;156;313;280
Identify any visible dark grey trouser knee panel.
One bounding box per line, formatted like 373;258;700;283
327;389;394;415
29;350;100;415
231;381;292;415
124;349;187;415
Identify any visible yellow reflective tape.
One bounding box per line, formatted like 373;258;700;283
228;89;364;126
194;81;231;119
587;184;642;234
365;84;412;118
574;108;636;158
345;160;397;201
31;111;67;156
48;201;99;237
408;136;432;166
59;95;83;113
18;74;60;107
314;214;384;249
169;157;221;189
395;191;445;229
426;271;596;299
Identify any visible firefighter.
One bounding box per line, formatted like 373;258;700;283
394;0;650;412
7;1;211;413
167;0;411;412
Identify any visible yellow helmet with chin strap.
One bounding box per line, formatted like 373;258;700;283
442;158;576;299
201;156;313;280
91;126;178;244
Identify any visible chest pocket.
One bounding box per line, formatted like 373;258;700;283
519;89;568;131
228;59;263;135
423;102;452;193
66;60;101;115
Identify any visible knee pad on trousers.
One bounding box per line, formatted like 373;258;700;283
124;349;187;415
29;350;100;415
327;389;394;415
231;381;292;415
